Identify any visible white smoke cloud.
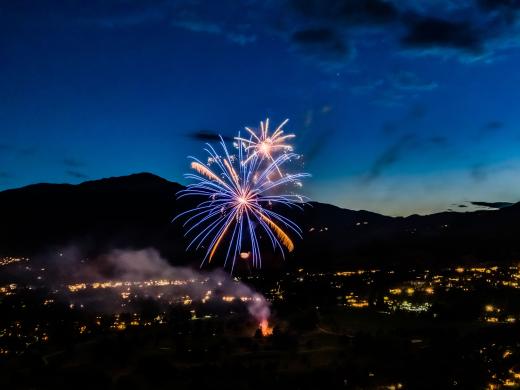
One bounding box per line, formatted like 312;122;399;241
39;247;271;324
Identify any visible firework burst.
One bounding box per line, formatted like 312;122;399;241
235;118;295;175
175;124;308;271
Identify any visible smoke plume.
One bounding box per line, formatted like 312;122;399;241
32;247;271;324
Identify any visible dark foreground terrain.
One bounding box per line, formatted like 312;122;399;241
2;174;520;388
2;259;520;389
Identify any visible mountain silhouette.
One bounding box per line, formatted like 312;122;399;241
1;172;519;271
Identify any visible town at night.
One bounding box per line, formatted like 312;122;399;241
3;1;520;389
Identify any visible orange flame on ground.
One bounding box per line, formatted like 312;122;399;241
259;319;273;337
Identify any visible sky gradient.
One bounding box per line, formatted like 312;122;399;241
1;0;520;216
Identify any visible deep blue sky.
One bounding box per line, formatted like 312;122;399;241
1;0;520;215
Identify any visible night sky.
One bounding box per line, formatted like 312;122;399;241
2;0;520;216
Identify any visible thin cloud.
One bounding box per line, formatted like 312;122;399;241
401;16;484;53
187;130;233;143
350;79;384;95
10;0;520;68
470;163;490;182
63;158;86;168
471;201;514;209
172;20;256;45
17;146;38;156
391;70;438;91
429;136;449;147
291;28;353;69
66;170;89;180
290;0;400;26
363;133;417;183
482;120;505;133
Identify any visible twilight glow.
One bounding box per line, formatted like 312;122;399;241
2;1;520;216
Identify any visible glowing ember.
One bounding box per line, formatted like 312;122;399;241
259;319;273;336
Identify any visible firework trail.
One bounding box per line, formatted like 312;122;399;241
235;118;295;176
175;123;308;271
